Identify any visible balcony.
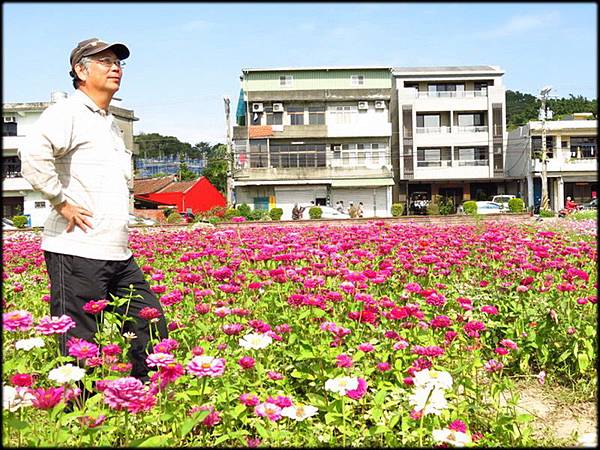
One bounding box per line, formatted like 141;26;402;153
401;88;489;111
415;126;451;134
413;125;490;147
234;165;393;184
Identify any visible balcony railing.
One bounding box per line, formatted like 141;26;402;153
454;125;489;133
415;126;451;134
414;90;488;98
457;159;488;166
416;160;452;168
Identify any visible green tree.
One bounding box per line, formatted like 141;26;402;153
196;143;228;194
177;162;197;181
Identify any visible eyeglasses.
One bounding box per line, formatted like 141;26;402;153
91;57;126;68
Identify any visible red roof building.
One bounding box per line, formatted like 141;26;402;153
134;175;226;213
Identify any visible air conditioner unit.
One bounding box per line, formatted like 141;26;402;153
374;100;385;109
252;103;264;112
272;102;284;112
358;101;369;110
3;116;16;123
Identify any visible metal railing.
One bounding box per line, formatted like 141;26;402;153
415;126;451;134
415;90;488;98
454;125;489;133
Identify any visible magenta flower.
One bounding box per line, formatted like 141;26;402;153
102;377;156;414
223;323;245;335
346;377;367;400
35;315;76;335
101;344;122;356
146;352;176;368
187;355;226;377
484;359;504;372
430;315;452;328
239;393;260;407
254;401;282;421
82;299;109;315
153;338;179;353
238;356;256;370
448;419;467;433
377;362;392;372
139;307;162;321
499;339;518;350
150;363;185;390
3;310;34;332
68;339;99;359
267;371;284;380
267;395;293;408
336;353;353;368
480;305;499;315
358;343;375;352
10;373;36;387
30;387;64;410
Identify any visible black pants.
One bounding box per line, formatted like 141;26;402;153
44;251;168;381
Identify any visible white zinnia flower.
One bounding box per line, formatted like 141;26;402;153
577;432;597;448
408;386;449;415
281;404;319;421
48;363;86;384
324;376;359;395
432;428;472;447
412;369;453;390
3;385;35;412
239;332;272;350
15;337;45;351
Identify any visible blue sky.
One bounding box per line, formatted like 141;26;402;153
3;2;597;145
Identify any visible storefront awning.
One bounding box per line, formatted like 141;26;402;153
331;178;394;187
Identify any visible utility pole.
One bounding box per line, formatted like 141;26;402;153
223;96;234;207
539;86;552;211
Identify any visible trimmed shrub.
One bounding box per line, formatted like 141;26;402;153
166;212;182;224
247;209;269;221
236;203;252;218
391;203;404;217
437;196;455;216
539;209;555;218
224;208;243;220
508;198;525;213
426;203;440;215
463;201;477;215
269;208;283;221
308;206;322;219
11;215;28;228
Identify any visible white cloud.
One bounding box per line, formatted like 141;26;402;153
476;11;560;39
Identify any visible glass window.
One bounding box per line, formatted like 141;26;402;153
308;105;325;125
351;75;364;86
532;136;554;159
3;121;17;137
280;75;293;87
570;136;596;158
417;114;440;127
264;106;283;125
287;105;304;125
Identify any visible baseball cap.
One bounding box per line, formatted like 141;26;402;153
70;38;130;69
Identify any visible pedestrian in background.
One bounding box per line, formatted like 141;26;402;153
18;37;168;383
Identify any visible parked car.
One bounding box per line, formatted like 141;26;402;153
128;214;158;227
580;198;597;210
2;217;17;230
491;194;516;211
475;201;504;215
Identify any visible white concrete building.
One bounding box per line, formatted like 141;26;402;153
507;113;597;211
392;66;511;210
232;67;394;219
2;92;138;226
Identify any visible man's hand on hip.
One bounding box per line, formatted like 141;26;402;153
55;201;94;233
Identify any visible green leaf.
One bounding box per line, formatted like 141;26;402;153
230;403;247;419
368;425;389;435
5;415;29;430
136;433;172;447
557;349;571;363
516;413;534;424
254;422;269;439
179;410;209;439
388;413;401;430
577;352;590;372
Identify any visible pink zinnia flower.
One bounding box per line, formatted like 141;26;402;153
78;415;107;428
146;352;176;368
494;347;509;355
254;402;282;421
101;344;122;356
430;315;452;328
223;323;245;335
377;362;391;372
346;377;367;400
336;353;353;368
267;395;293;408
480;305;499;315
484;359;504;372
139;307;162;321
358;343;375;352
35;315;76;335
499;339;518;350
448;419;467;433
110;362;132;373
187;355;226;377
153;338;179;353
102;377;156;414
267;371;284;380
150;363;185;389
239;393;260;407
3;310;34;331
10;373;36;387
30;387;64;410
68;339;99;359
82;299;109;315
238;356;256;370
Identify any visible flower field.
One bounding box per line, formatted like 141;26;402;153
2;220;597;447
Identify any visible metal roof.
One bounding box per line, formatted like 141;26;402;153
242;65;391;73
392;65;504;76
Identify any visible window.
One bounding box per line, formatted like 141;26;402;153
351;75;364;86
474;82;488;96
427;83;465;97
270;143;326;168
457;113;485;127
532;136;554;159
417;148;451;167
35;201;47;209
287;105;304;125
251;112;262;126
308;105;325;125
2;156;21;178
417;114;440;128
331;105;357;125
280;75;293;87
264;106;283;125
3;121;17;136
570;136;596;158
454;147;488;166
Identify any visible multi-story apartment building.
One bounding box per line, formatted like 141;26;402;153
507;113;597;211
232;66;394;219
392;66;511;209
2;91;138;226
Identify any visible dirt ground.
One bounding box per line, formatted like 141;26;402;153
511;380;597;446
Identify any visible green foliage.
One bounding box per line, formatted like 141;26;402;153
247;209;269;221
163;208;174;218
236;203;252;218
426;202;440;215
508;198;525;212
506;90;597;130
177;162;197;181
539;209;555;218
463;200;477;215
134;133;207;159
166;212;182;224
224;208;243;220
269;208;283;221
308;206;322;219
11;215;28;228
390;203;404;217
567;210;596;221
434;195;455;215
199;144;229;194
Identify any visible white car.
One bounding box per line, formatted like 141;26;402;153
475;201;504;215
2;218;17;230
128;214;158;227
491;195;516;211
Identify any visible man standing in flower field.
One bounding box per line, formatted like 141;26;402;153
18;37;168;382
